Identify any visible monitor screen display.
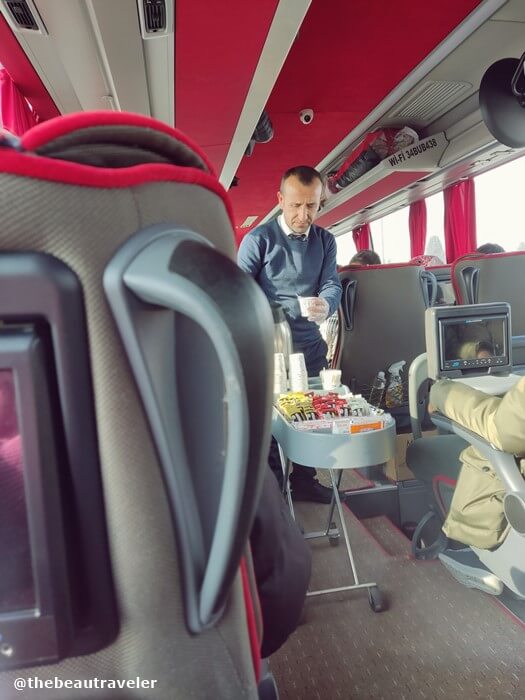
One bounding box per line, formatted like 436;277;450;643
439;315;508;371
0;369;35;613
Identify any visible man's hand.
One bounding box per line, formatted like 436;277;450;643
307;297;329;324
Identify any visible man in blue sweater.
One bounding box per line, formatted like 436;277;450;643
238;165;342;502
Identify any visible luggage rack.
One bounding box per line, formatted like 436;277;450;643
272;403;396;612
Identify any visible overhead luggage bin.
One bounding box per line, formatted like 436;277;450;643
318;133;448;228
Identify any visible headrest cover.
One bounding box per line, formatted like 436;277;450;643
21;111;210;171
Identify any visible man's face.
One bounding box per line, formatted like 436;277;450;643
277;175;323;234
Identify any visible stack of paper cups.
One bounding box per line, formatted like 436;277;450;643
274;353;288;395
289;352;308;392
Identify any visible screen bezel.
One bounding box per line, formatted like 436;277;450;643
0;252;118;670
0;330;71;669
425;302;512;380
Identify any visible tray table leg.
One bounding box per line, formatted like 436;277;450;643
306;468;386;611
324;469;342;535
328;468;359;584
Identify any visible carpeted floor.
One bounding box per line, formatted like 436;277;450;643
269;502;525;699
317;468;374;492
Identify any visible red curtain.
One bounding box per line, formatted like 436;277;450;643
443;179;477;263
0;68;39;136
409;199;427;258
352;223;371;251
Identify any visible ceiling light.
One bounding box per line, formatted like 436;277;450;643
240;216;258;228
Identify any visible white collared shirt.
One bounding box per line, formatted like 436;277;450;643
278;214;310;239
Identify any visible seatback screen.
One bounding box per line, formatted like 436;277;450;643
439;315;508;371
0;369;35;613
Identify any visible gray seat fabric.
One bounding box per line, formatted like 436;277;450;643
407;434;467;513
452;252;525;335
338;264;432;402
430;265;455;305
0;116;262;699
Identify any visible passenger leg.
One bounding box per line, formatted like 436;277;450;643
250;470;312;658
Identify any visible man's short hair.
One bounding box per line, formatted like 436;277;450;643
350;249;381;266
280;165;323;190
476;243;504;254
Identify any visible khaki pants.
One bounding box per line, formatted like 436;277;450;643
443;445;509;550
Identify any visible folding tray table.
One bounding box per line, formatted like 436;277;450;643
272;408;395;611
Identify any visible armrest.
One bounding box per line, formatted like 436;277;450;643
408;353;429;440
431;412;525;535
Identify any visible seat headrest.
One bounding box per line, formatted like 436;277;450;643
19;111;211;171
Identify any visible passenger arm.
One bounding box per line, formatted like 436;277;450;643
237;232;263;278
317;233;342;317
429;377;525;455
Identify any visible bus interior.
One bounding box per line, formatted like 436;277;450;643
1;1;525;698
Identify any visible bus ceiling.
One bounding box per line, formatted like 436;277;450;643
1;1;525;236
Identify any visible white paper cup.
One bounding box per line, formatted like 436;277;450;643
274;353;286;378
289;374;308;392
274;376;288;395
298;296;317;317
289;353;308;392
320;368;342;390
289;352;307;374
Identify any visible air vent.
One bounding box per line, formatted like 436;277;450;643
142;0;166;33
2;0;44;31
390;80;472;126
137;0;172;39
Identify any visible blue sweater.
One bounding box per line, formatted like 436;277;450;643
238;220;342;346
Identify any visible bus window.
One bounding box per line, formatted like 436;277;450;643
370;207;410;264
424;191;446;261
475;154;525;252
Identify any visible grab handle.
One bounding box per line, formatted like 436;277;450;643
105;226;273;630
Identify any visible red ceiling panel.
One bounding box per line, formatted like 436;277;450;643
227;0;481;233
175;0;279;175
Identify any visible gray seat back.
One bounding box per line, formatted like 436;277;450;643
429;265;456;305
452;251;525;335
338;263;433;401
0;113;272;699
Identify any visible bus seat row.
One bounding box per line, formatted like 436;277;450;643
336;251;525;430
0;112;274;698
337;262;436;431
